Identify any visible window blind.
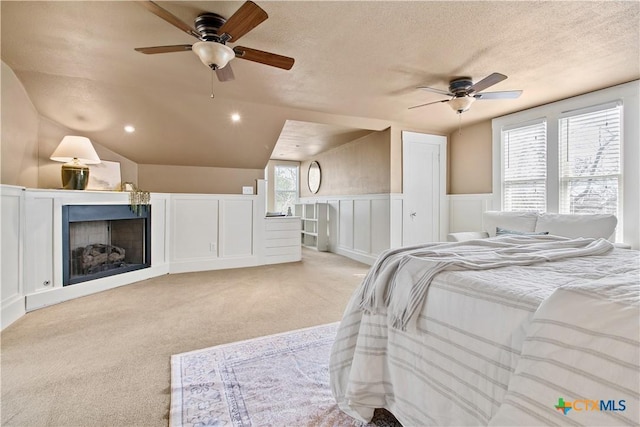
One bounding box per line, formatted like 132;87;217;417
559;105;621;215
502;121;547;212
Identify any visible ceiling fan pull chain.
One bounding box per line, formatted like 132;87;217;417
210;70;215;99
458;113;463;135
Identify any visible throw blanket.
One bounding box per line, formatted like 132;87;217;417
357;235;613;330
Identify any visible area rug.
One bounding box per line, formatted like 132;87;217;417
170;322;400;427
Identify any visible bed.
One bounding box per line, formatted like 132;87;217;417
329;235;639;426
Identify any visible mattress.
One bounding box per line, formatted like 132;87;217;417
329;237;639;426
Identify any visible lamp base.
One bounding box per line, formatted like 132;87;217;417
61;162;90;190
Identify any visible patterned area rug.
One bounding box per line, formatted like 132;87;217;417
170;322;401;427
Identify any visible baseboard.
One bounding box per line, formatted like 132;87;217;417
334;247;377;266
169;256;262;274
1;295;26;330
25;264;170;311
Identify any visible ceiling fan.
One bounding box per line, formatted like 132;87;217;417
409;73;522;114
135;1;294;82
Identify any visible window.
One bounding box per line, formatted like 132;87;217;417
559;104;622;217
493;81;638;247
502;121;547;212
274;165;298;213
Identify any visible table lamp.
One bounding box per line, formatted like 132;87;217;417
50;136;101;190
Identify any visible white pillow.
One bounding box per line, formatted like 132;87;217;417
482;211;538;237
535;213;617;239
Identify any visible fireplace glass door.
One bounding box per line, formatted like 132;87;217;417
62;205;151;285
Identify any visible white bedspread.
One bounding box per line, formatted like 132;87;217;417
330;236;639;426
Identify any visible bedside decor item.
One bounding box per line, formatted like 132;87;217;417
50;136;101;190
121;182;150;216
308;161;321;194
87;160;121;191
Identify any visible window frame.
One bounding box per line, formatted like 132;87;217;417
273;164;299;214
492;81;639;246
558;102;623;217
500;118;548;212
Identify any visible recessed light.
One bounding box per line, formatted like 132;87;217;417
124;125;135;133
231;113;241;122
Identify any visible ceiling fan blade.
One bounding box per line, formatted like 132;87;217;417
216;63;235;82
469;72;507;94
418;86;453;97
474;90;523;100
135;45;193;54
218;1;268;42
234;46;294;70
408;99;450;110
139;1;201;39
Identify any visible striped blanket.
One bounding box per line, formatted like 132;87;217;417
330;236;639;426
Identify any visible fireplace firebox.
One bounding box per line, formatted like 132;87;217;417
62;205;151;286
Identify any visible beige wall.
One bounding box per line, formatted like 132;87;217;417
138;164;264;194
447;120;493;194
2;61;139;190
299;128;390;197
1;61;39;187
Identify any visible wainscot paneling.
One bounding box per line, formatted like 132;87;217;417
1;185;25;329
170;194;260;273
301;194;390;265
448;194;494;233
2;180;300;329
220;199;253;258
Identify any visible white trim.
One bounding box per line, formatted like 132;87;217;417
26;264;170;311
559;100;623;118
1;185;25;329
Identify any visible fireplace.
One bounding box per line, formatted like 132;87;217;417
62;205;151;286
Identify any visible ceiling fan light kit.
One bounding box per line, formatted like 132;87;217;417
192;41;235;70
448;96;475;114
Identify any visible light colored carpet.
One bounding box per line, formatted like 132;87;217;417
1;249;370;426
171;322;400;427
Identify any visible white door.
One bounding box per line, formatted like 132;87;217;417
402;132;445;245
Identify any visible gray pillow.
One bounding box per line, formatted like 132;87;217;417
496;227;549;236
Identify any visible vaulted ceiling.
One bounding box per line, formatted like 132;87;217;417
2;1;638;169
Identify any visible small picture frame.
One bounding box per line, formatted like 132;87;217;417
121;182;136;192
87;160;121;191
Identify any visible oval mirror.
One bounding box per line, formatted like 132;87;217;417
308;161;321;194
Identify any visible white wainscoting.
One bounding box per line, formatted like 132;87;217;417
1;185;25;329
448;194;494;233
301;194;391;265
23;191;171;312
170;194;260;273
390;193;404;248
2;181;299;329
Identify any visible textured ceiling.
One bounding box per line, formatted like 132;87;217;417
2;1;638;168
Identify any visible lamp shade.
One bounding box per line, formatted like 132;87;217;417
448;96;475;113
192;41;235;70
50;136;101;164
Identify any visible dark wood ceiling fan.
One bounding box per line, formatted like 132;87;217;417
135;1;295;82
